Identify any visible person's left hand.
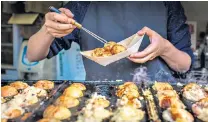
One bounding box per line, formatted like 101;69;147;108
128;26;168;63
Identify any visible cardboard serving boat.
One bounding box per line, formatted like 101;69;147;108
80;34;144;66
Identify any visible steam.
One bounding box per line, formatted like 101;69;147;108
131;66;208;84
186;69;208;84
132;66;174;84
154;69;173;83
132;66;150;84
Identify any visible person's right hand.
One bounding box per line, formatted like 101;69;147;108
44;8;76;38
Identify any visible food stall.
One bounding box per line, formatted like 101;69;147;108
1;79;208;122
1;1;208;122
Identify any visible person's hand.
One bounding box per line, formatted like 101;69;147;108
128;26;168;63
44;8;76;38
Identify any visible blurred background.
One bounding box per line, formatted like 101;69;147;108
1;1;208;80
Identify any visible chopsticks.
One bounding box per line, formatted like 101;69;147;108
49;6;108;44
81;27;108;44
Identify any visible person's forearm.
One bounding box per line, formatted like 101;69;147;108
161;40;191;73
27;26;55;62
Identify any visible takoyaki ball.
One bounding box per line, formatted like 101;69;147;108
38;118;61;122
4;109;23;119
37;89;48;97
116;82;139;99
34;80;54;90
102;51;113;57
55;95;79;108
117;96;142;109
63;86;83;98
183;83;199;91
127;98;142;109
91;48;105;57
118;82;138;91
104;41;117;51
124;89;140;99
110;44;126;54
182;83;207;102
93;98;110;108
162;108;194;122
116;88;139;99
111;106;145;122
70;83;86;91
1;86;18;98
10;81;28;90
27;96;39;106
152;82;173;91
192;97;208;122
91;107;112;119
159;96;186;109
157;90;178;98
43;105;71;120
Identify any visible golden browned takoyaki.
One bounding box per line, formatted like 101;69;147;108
116;88;139;99
92;41;126;57
92;98;110;108
91;48;105;57
55;95;79;108
5;109;22;118
33;80;54;90
10;81;29;90
117;82;138;91
102;51;113;57
156;90;178;98
70;83;86;91
117;96;142;109
104;41;117;51
116;82;139;99
1;86;18;98
63;86;83;98
158;96;186;109
162;108;194;122
43;105;71;120
152;82;173;91
3;107;25;119
182;83;207;102
111;44;126;54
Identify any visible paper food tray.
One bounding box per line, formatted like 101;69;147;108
80;34;144;66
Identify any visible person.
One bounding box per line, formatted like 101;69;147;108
198;32;208;69
27;1;194;81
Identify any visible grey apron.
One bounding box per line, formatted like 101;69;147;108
80;2;175;82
